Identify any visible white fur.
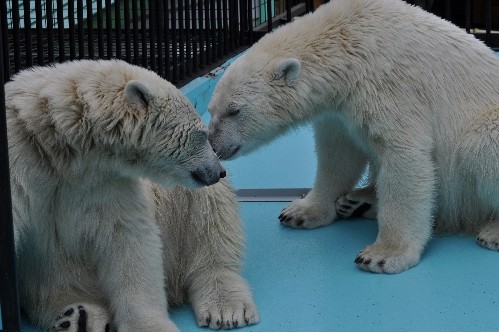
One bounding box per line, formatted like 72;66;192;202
7;59;258;331
208;0;499;274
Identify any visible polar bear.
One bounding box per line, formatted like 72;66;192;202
207;0;499;274
6;60;258;331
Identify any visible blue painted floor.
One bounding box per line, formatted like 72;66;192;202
10;126;499;332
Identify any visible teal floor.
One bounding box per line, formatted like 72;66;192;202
9;126;499;332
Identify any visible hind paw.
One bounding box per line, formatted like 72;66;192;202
477;222;499;251
335;187;377;220
52;303;111;332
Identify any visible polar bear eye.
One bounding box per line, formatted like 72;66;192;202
227;108;240;116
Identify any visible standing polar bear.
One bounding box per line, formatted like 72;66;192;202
6;60;258;331
208;0;499;274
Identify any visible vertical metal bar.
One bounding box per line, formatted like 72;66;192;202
149;0;156;71
56;0;65;62
97;0;104;58
198;0;205;67
0;0;10;81
228;0;235;50
465;0;471;33
23;0;33;67
217;0;223;57
35;0;44;65
240;0;247;46
267;0;272;32
171;0;178;82
157;0;164;77
164;0;170;79
485;0;491;45
68;0;76;59
12;0;21;71
115;0;122;59
0;19;22;332
140;0;147;67
190;0;197;73
222;0;228;54
105;0;113;59
77;0;85;59
178;0;185;81
185;0;192;77
286;0;292;23
248;0;254;44
46;0;55;63
205;0;211;63
210;0;216;61
87;0;94;59
132;0;139;64
445;0;451;20
124;0;132;62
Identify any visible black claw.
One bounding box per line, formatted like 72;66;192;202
377;260;386;267
284;215;292;222
64;308;74;317
234;321;239;328
77;309;87;332
354;256;364;264
341;204;351;210
346;199;359;205
226;320;230;327
60;321;71;329
205;316;211;326
296;219;304;226
216;320;221;327
352;203;372;218
278;213;283;220
363;259;371;265
105;323;110;332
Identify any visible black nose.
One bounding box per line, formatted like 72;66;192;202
220;170;226;178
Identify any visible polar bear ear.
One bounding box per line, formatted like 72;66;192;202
124;80;153;108
273;58;301;86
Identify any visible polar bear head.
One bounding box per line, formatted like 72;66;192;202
116;78;226;188
207;53;305;160
8;60;225;188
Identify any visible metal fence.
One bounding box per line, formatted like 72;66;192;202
0;1;497;331
0;0;313;86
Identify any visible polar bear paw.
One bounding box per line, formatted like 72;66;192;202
335;188;377;220
477;222;499;251
52;303;112;332
279;197;336;229
195;296;259;330
191;272;259;330
354;243;421;274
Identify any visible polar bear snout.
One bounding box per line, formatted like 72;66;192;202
190;162;226;186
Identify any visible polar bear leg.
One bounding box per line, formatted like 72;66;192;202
279;116;368;229
96;220;178;332
52;303;111;332
189;269;259;330
457;107;499;251
335;186;378;220
355;148;436;274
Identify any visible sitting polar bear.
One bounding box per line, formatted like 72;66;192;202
6;60;258;331
207;0;499;274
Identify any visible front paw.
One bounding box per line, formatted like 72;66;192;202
195;297;259;330
191;273;259;330
279;197;336;229
354;243;421;274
